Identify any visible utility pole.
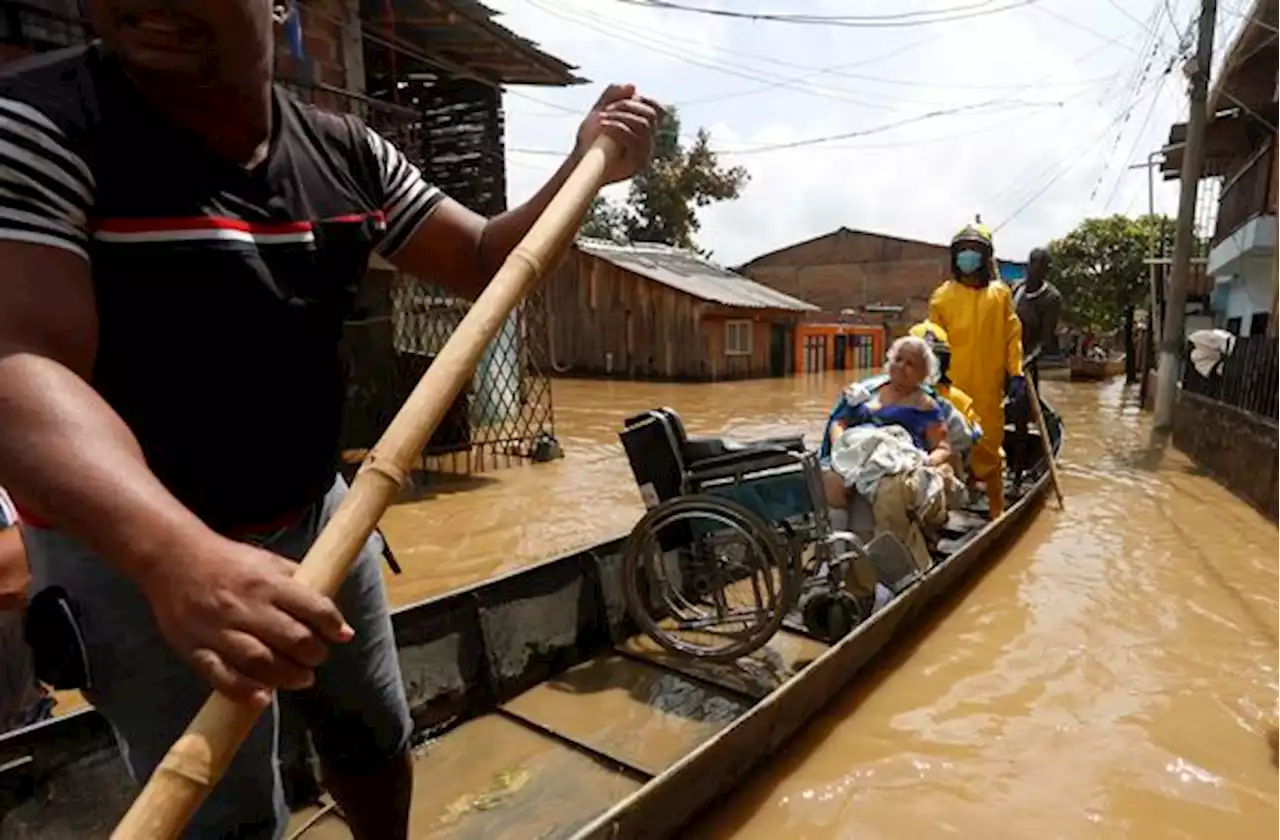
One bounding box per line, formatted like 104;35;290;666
1153;0;1217;431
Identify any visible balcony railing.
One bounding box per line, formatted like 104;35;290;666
1213;139;1277;247
1182;333;1279;421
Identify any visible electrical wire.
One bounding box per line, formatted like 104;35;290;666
557;0;1114;92
611;0;1045;28
987;3;1175;225
992;69;1171;232
979;18;1156;209
527;0;1024;111
505;77;1116;161
993;0;1172;204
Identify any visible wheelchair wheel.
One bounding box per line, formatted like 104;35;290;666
622;494;791;662
799;589;865;642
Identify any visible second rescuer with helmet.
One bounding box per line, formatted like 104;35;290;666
908;320;982;484
927;221;1025;518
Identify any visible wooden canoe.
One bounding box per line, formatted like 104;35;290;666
0;404;1064;839
1068;353;1126;380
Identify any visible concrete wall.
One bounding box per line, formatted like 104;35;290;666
1216;253;1276;334
1172;391;1278;520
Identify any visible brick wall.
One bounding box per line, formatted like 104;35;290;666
275;0;362;103
1172;391;1279;520
740;228;951;317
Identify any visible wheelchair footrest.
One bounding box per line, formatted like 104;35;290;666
863;533;920;595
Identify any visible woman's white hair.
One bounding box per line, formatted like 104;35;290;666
884;335;941;386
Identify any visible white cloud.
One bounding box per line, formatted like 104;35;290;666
485;0;1196;266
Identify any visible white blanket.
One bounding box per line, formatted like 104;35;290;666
829;425;945;512
1188;328;1235;377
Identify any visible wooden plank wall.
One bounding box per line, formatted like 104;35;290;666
545;250;798;381
546;250;705;379
701;314;777;380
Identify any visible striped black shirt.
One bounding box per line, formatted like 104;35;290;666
0;44;445;532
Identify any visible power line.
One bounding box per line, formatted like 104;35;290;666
1033;3;1157;54
1087;8;1169;201
612;0;1045;28
992;69;1171;232
987;5;1176;226
1100;74;1171;209
717;102;1061;155
528;0;1017;111
568;0;1128;94
509;98;1064;159
979;19;1156;208
505;78;1115;164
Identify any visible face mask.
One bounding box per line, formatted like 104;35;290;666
955;249;984;276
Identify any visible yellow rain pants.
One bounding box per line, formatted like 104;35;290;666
928;279;1023;517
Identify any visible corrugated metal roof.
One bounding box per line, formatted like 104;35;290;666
576;238;819;312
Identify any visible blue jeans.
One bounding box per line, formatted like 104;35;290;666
24;475;411;839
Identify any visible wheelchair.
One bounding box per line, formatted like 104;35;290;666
618;407;878;662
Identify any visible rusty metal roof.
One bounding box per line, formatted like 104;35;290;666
370;0;585;86
577;238;820;312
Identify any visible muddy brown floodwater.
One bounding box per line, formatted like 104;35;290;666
53;372;1280;839
381;373;1278;839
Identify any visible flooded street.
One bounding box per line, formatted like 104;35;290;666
381;373;1278;839
377;376;843;606
49;372;1279;838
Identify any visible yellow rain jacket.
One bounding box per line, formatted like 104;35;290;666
928;228;1023;516
936;381;979;429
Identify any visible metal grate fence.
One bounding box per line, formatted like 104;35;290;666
279;77;558;475
1181;333;1279;422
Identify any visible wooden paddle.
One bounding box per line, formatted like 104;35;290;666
1023;373;1064;510
109;135;623;840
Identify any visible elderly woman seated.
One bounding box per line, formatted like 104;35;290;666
819;336;960;583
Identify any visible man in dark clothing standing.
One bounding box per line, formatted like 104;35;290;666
0;2;661;837
1013;247;1063;389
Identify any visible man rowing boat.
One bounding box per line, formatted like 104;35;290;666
0;3;660;837
1013;247;1062;392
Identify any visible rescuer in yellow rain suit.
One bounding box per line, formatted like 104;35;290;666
927;223;1025;518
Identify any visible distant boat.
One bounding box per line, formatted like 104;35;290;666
1069;353;1126;380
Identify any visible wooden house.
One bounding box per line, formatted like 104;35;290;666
546;239;819;381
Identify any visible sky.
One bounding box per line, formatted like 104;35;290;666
481;0;1256;267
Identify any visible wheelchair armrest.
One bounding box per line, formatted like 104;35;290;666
686;447;806;480
751;435;807;453
684;434;808;464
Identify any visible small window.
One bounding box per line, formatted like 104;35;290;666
1249;312;1270;337
1225;316;1243;336
726;320;753;356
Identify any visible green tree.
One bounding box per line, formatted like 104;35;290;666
579;195;629;242
1048;214;1175;333
578;106;749;250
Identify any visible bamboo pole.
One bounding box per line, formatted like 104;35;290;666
1024;375;1064;510
109;135;623;840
